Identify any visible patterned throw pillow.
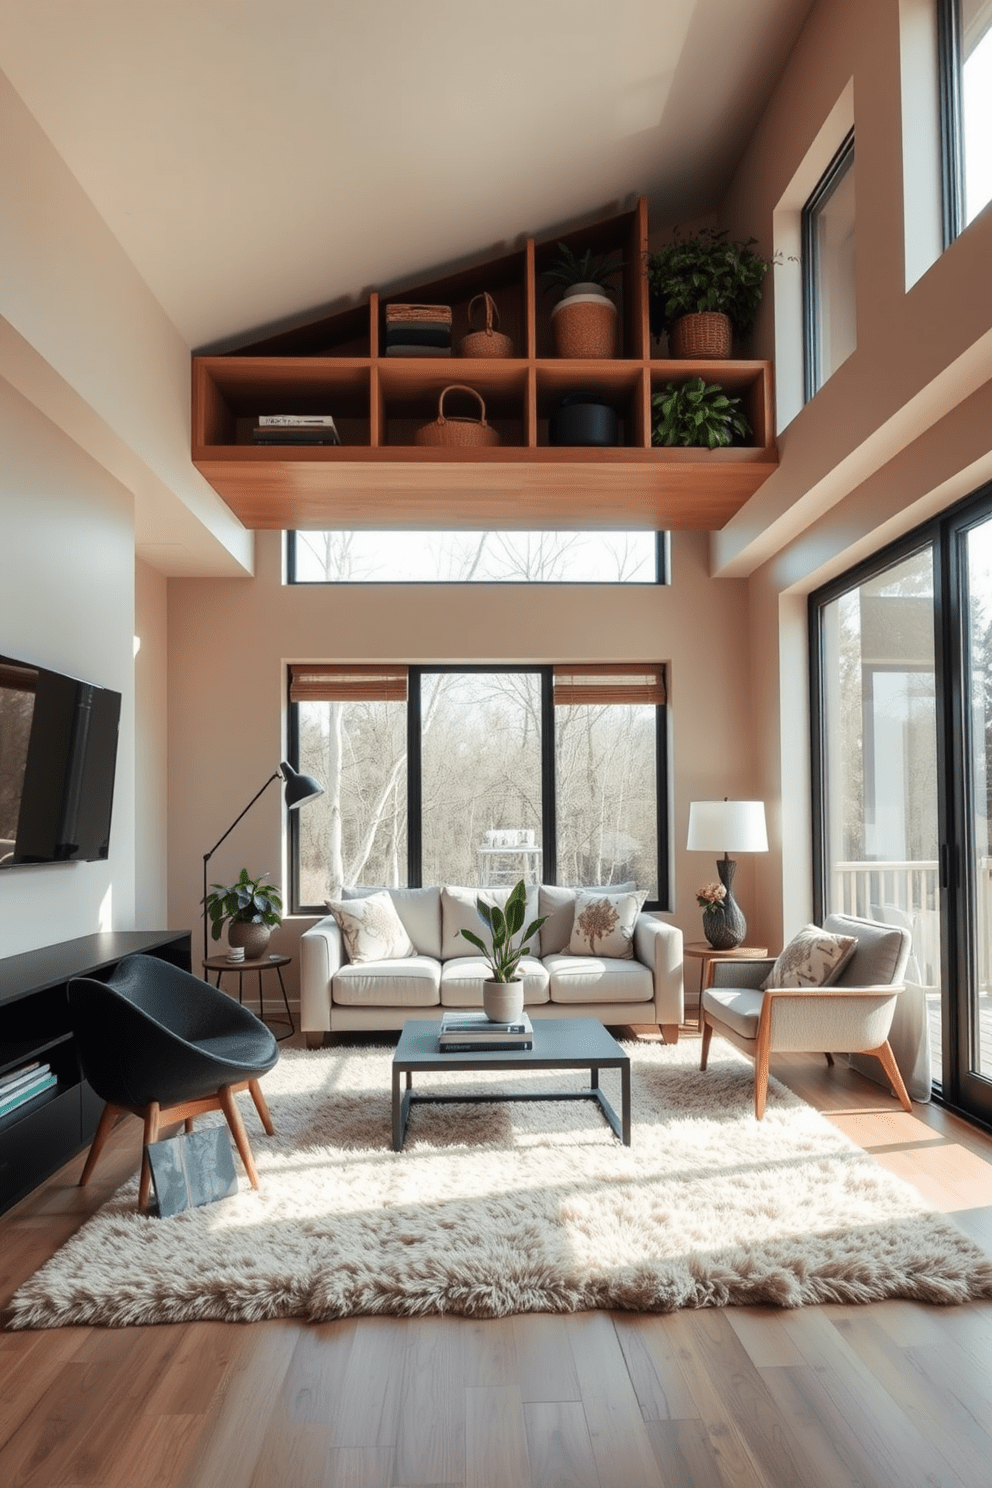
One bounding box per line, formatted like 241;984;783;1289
761;925;858;989
566;890;643;959
326;891;416;964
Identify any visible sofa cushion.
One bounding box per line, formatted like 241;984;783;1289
760;924;857;990
567;889;642;960
341;885;442;959
332;956;441;1007
440;955;550;1007
538;882;637;955
544;953;653;1004
326;891;415;964
441;884;542;961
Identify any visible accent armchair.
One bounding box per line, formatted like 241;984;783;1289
699;913;913;1119
69;953;279;1208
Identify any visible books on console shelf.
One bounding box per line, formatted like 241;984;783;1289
252;425;341;444
385;327;452;348
0;1063;57;1118
257;415;339;427
385;345;452;357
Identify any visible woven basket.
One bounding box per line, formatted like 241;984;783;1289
414;385;500;447
551;294;617;358
459;293;514;358
669;312;732;360
386;302;452;325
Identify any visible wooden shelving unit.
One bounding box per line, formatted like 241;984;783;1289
191;199;777;530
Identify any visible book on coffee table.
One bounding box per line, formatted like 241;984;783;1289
439;1009;533;1050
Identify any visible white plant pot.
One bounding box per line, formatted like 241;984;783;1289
483;980;525;1023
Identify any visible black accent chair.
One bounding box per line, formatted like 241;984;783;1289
69;953;279;1209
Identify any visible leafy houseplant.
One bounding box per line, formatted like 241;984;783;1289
459;880;548;1023
652;377;751;449
645;228;772;354
543;243;623;359
203;868;282;960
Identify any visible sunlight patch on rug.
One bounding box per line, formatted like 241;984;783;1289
7;1040;992;1328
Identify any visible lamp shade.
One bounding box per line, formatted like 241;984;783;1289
687;800;768;854
280;760;323;810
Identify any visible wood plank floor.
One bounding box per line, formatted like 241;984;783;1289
2;1027;991;1488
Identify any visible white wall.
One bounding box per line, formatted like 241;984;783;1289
134;559;169;928
0;376;138;956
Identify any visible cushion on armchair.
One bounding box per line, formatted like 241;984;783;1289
760;924;857;990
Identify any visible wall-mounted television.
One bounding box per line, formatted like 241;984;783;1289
0;654;121;868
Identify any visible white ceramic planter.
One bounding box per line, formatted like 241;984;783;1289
483;980;525;1023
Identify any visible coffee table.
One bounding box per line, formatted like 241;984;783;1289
391;1017;631;1151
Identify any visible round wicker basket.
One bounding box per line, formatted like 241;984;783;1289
669;312;732;359
414;385;500;447
459;293;514;358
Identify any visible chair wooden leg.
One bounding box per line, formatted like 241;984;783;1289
824;1052;835;1066
184;1117;195;1133
659;1024;679;1045
220;1084;260;1189
871;1040;913;1112
754;1020;772;1120
700;1020;713;1070
79;1102;120;1187
138;1101;160;1210
248;1078;275;1136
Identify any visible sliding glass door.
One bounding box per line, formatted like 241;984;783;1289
812;482;992;1126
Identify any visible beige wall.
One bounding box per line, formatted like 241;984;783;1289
0;376;138;956
134;559;169;927
713;0;992;947
168;530;766;1000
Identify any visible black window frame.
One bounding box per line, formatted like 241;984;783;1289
286;530;669;586
288;662;670;913
801;128;856;405
938;0;966;246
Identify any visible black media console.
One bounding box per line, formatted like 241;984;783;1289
0;929;191;1216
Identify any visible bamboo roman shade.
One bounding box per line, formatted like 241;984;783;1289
288;663;408;703
552;664;666;706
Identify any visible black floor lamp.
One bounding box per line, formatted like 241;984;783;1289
201;760;323;967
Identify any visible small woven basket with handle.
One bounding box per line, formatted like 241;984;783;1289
459;293;514;358
414;385;500;447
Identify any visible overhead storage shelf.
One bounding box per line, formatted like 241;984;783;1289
191;199;777;530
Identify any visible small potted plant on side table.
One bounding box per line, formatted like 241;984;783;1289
203;869;283;961
459;879;547;1023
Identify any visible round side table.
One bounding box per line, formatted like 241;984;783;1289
684;942;770;1027
203;953;295;1040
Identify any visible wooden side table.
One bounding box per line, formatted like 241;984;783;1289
684;942;770;1027
203;953;294;1040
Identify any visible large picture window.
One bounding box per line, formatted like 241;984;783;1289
288;530;665;584
940;0;992;239
289;662;667;910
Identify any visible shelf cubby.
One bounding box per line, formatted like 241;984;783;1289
191;197;777;530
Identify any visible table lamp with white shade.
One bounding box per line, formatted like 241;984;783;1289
686;799;768;949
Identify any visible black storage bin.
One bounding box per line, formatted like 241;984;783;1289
548;394;619;447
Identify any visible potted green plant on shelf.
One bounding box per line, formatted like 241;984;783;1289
645;228;771;359
459;878;547;1023
543;243;623;359
651;377;751;449
203;868;283;961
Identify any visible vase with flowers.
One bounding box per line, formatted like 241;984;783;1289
696;878;745;950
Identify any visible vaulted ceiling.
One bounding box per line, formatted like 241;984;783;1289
0;0;814;351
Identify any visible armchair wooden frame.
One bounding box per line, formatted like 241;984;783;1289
700;984;913;1120
80;1078;275;1210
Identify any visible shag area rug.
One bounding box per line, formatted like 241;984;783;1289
9;1039;992;1328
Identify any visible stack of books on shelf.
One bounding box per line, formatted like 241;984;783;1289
385;303;452;357
251;414;340;445
439;1009;533;1052
0;1059;58;1120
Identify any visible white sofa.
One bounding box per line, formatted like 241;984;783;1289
300;883;684;1045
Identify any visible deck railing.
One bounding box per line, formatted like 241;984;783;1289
830;859;943;988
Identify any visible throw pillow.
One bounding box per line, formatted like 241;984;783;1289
326;891;416;964
538;882;638;955
566;890;643;960
760;925;858;989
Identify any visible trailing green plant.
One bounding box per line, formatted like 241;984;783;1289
651;377;751;450
202;868;283;943
458;879;548;982
542;242;623;295
645;227;771;337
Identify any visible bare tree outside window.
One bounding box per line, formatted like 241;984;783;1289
555;702;658;896
290;530;659;584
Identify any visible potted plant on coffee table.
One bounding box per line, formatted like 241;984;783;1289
543;242;624;359
203;868;283;960
459;879;547;1022
645;227;771;359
